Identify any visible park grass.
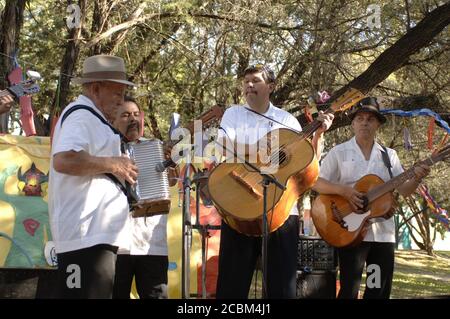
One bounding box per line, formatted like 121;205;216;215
249;250;450;299
390;250;450;299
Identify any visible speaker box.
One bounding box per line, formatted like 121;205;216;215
0;268;58;299
298;235;337;271
296;270;336;299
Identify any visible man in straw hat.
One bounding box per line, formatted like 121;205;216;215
49;55;138;298
313;97;430;299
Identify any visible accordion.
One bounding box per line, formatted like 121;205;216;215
126;139;171;218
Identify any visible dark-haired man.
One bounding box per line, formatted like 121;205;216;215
215;64;334;298
313;97;430;298
112;97;178;299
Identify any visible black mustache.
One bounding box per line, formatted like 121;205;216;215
127;122;139;130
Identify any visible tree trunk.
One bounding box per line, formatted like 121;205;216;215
401;196;436;255
128;23;181;84
103;2;147;54
50;0;86;119
233;51;249;105
90;0;114;55
0;0;27;133
146;97;162;140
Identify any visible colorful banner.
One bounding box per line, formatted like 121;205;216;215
380;108;450;134
0;134;220;298
417;184;450;231
0;134;50;267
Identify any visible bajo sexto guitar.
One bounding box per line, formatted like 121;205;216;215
311;144;450;248
208;88;365;236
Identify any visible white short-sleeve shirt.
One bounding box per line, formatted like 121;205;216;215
217;103;302;215
49;95;130;253
319;137;404;243
118;214;168;256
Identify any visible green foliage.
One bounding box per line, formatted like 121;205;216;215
1;1;448;240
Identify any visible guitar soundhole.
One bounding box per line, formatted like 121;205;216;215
274;150;287;166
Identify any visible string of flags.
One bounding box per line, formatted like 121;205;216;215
377;107;450;232
380;108;450;134
417;185;450;231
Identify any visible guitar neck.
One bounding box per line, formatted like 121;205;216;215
366;157;437;202
301;88;365;139
301;108;335;139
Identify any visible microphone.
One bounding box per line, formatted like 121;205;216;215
155;146;191;173
155;158;177;173
155;113;182;173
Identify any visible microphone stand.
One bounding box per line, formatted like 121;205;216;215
191;169;221;299
256;167;285;298
217;138;285;298
181;152;192;299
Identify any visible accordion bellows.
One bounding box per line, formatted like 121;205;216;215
126;139;171;217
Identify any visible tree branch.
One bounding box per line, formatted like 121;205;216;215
331;1;450;99
85;10;369;49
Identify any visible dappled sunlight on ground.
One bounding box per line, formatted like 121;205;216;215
391;250;450;299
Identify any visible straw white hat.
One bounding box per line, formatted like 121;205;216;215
72;55;135;86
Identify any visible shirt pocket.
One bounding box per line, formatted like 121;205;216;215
372;160;391;181
340;160;362;185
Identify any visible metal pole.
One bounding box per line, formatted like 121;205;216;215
181;164;192;299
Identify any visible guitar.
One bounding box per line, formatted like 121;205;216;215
311;144;450;248
0;79;40;101
207;88;365;236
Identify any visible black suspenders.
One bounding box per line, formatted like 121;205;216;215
59;105;132;208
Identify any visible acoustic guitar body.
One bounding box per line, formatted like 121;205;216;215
311;174;394;248
208;128;319;236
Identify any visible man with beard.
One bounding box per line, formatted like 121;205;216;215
112;96;178;299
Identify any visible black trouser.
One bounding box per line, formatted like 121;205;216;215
113;255;168;299
216;215;299;299
56;244;118;299
337;241;395;299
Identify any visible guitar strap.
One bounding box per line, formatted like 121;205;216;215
244;107;302;133
380;145;394;179
60;105;133;209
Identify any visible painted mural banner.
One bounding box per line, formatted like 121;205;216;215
0;134;221;298
0;134;51;268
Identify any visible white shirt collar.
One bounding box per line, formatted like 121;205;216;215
244;102;275;116
76;95;109;122
350;136;384;151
